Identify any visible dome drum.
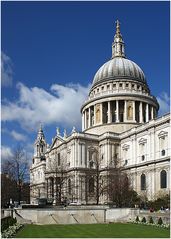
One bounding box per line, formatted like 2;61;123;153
89;79;150;100
81;98;158;135
81;20;159;135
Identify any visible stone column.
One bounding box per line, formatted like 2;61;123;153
116;100;119;122
82;144;85;167
124;100;127;122
53;180;57;204
139;102;143;123
151;107;154;120
88;107;91;127
82;113;84;131
100;103;103;124
146;103;149;122
84;110;87;129
133;101;136;122
94;105;96;126
46;178;49;199
107;101;111;123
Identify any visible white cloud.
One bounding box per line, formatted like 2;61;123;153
11;130;27;141
2;82;90;130
1;145;13;161
1;52;13;87
157;92;170;116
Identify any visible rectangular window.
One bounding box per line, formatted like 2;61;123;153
141;155;145;161
161;150;165;156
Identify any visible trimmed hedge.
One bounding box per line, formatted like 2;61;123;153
141;217;146;223
158;217;163;225
1;216;17;232
149;216;154;224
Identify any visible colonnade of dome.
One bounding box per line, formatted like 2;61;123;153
82;99;157;131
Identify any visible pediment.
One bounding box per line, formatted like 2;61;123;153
158;131;168;138
139;138;147;145
51;136;65;149
122;144;130;150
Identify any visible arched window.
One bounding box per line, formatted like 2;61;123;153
141;174;146;190
160;170;167;189
89;177;94;194
68;179;71;195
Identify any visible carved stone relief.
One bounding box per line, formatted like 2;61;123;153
127;101;133;120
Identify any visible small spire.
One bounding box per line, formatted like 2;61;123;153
112;20;125;58
37;123;45;140
116;20;121;35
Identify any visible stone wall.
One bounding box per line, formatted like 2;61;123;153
4;208;169;225
10;208;139;224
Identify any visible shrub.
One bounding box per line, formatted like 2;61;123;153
135;216;139;222
2;223;23;238
158;217;163;225
1;216;17;232
149;216;154;224
141;217;146;223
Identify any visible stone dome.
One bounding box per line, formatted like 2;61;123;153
92;57;146;87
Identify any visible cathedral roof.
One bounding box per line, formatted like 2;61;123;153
92;57;146;87
91;20;147;88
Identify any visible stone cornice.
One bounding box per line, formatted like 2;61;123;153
122;157;170;171
81;92;158;112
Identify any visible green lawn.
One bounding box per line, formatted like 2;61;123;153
16;223;170;238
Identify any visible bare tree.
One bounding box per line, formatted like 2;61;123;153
46;152;68;205
108;156;138;207
1;145;30;205
85;145;107;205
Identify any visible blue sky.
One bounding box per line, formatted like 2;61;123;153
1;1;170;162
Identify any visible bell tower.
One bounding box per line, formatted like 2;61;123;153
34;124;47;162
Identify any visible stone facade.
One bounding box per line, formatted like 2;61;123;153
30;20;170;205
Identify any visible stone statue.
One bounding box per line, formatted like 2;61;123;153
96;104;100;123
56;127;60;136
